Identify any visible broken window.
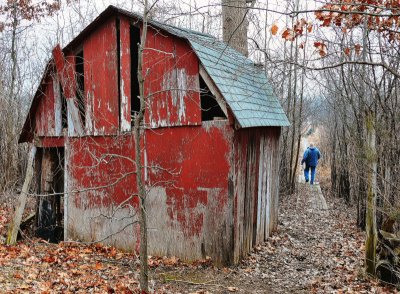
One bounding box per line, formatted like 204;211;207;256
75;50;86;126
130;25;141;119
200;76;226;121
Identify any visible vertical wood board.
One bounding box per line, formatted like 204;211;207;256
83;18;119;135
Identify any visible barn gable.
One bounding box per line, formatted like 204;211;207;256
19;5;288;143
143;19;290;128
111;6;290;128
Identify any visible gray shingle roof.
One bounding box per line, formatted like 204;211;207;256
149;21;290;128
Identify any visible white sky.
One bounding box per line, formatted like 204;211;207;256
4;0;331;103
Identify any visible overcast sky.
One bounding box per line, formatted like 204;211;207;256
6;0;325;103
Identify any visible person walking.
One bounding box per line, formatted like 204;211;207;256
301;143;321;185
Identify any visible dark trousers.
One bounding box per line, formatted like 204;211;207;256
304;165;316;184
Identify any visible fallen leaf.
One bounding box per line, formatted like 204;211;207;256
95;262;104;270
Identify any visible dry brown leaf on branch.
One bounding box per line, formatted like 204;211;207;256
314;42;327;57
282;29;295;41
354;44;362;55
271;23;279;35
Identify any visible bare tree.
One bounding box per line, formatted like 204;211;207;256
135;0;150;291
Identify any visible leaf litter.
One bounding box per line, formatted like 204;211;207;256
0;186;398;293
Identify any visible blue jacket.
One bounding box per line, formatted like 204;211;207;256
301;147;321;167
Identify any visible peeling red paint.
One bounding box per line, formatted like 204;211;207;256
119;17;131;131
145;123;232;237
53;46;76;100
144;27;201;128
35;75;56;136
20;9;282;265
84;18;119;135
67;123;232;236
68;135;137;208
38;137;65;148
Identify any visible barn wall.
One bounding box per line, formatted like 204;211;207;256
35;75;58;137
65;121;234;264
233;127;281;263
83;18;119;136
31;18;201;140
143;27;201;128
119;17;131;132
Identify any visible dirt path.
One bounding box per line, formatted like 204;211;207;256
155;184;394;293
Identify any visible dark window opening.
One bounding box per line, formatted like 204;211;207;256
60;83;68;129
75;50;85;126
130;25;141;120
35;147;64;243
200;76;226;121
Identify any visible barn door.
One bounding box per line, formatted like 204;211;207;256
36;147;64;242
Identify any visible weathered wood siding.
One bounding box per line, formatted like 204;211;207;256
35;75;57;137
83;18;119;135
119;17;131;132
65;121;234;264
144;28;201;128
31;18;201;139
233;127;281;263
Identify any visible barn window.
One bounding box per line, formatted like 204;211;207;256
75;50;86;126
130;25;141;119
200;76;226;121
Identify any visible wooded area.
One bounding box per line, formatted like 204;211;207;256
1;0;400;292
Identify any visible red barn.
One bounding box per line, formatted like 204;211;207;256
19;6;289;265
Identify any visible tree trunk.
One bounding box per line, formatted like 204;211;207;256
10;3;18;102
221;0;253;56
135;1;149;292
7;145;36;245
365;110;377;275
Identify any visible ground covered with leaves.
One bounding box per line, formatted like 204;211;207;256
156;185;397;293
0;186;398;293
